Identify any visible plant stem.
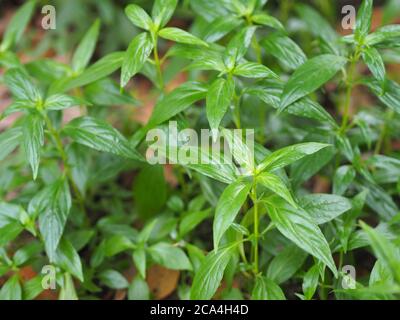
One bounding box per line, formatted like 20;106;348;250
340;48;361;133
251;186;259;275
153;37;164;91
44;115;85;211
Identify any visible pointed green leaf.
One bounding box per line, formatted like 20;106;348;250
121;32;153;88
125;4;153;31
213;179;251;250
206;77;235;132
280;55;347;111
159;27;208;47
72;19;100;72
63;116;143;161
257;172;297;207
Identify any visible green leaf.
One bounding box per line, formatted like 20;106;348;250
261;33;307;70
0;0;36;51
333;165;356;195
37;178;71;261
152;0;177;28
133;165;167;219
120;32;153;88
54;238;84;282
0;222;23;247
49;52;125;94
257;172;297;208
99;270;129;289
4;68;41;102
0;274;22;300
213;179;251;250
23;113;44;180
23;276;44;300
299;194;352;224
13;241;42;266
128;276;150;300
59;273;78;300
133;248;147;279
63;116;143;161
149;81;208;126
295;4;338;45
362;46;385;82
251;13;284;31
148;242;192;270
44;94;78;111
355;0;373;42
125;4;153;31
190;243;237;300
203;16;242;42
363;78;400;115
280;55;347;111
0;127;22;161
360;221;400;283
224;26;257;69
206;77;235;132
302;264;320;300
159;27;208;47
257;142;330;173
264;196;337;276
266;244;307;284
366;25;400;46
233;62;277;79
72;19;100;72
252;276;286;300
179;209;211;238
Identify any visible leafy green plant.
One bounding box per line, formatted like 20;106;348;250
0;0;399;300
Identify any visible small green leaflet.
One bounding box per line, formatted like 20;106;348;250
362;46;385;82
4;68;41;103
152;0;177;29
233;62;277;79
362;78;400;115
257;172;297;208
206;77;235;133
251;14;284;31
125;4;153;31
72;19;100;72
355;0;373;42
158;28;208;47
0;0;36;51
280;54;347;111
121;33;153;88
23;113;44;180
257;142;330;173
148;242;192;270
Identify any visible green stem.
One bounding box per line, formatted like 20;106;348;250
44;115;85;211
340;48;361;133
153;37;164;91
251;186;259;275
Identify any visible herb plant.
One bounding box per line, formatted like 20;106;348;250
0;0;400;300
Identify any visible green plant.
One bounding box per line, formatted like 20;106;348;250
0;0;399;300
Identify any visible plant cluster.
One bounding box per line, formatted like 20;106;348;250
0;0;399;300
